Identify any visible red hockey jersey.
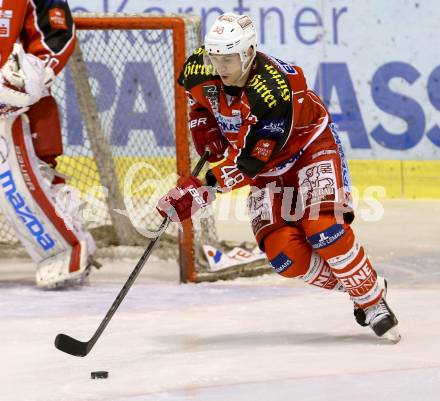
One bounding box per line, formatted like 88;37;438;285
0;0;76;74
181;48;331;191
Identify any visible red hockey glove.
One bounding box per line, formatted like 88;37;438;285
156;176;216;223
189;110;228;162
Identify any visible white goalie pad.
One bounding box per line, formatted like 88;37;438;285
0;114;97;288
35;239;95;289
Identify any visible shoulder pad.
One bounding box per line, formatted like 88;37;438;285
181;47;218;91
264;56;307;92
244;52;292;114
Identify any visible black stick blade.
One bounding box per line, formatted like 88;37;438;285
55;334;90;357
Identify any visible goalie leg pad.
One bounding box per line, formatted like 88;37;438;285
36;240;94;289
0;114;96;288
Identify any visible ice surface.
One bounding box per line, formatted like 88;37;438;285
0;200;439;401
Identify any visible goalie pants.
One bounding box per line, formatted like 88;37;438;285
28;96;64;179
250;125;384;308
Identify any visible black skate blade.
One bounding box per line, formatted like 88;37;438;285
55;333;90;357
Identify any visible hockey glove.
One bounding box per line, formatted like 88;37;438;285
190;109;228;162
156;176;216;223
0;44;50;119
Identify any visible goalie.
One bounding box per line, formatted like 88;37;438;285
157;13;400;341
0;1;97;288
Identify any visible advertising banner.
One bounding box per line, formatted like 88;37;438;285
67;0;440;160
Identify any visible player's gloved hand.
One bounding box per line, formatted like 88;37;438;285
156;176;216;223
203;128;228;162
0;44;49;119
190;110;228;162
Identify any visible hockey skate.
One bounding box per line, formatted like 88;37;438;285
364;298;400;343
353;277;387;327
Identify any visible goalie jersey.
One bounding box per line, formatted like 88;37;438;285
181;47;331;191
0;0;76;73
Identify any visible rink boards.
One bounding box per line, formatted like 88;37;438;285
57;156;440;199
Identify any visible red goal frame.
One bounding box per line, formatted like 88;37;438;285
74;15;197;282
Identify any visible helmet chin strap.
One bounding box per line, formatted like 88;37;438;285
230;50;256;87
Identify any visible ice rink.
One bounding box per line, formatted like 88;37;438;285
0;200;439;401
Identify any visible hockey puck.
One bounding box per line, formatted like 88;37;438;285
91;371;108;379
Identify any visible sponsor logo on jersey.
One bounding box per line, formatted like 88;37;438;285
247;187;273;236
311;150;337;160
264;64;291;101
251;139;276;162
0;9;12;18
330;123;352;203
0;170;56;251
203;85;219;113
259;119;286;137
298;160;338;208
183;58;216;79
308;224;345;250
261;148;304;176
270;252;293;273
49;8;68;30
248;74;277;108
216;113;242;134
267;55;298;75
0;12;12;37
248;65;291;108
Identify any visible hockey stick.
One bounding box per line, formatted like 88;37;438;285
54;151;210;357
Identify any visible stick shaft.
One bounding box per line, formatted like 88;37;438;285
55;151;210;356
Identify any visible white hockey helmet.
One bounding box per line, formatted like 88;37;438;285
204;13;257;71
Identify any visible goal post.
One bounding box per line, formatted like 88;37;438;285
0;13;271;282
69;13;199;282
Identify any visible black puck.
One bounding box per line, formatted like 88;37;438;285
91;371;108;379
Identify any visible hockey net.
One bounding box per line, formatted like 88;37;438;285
0;13;270;282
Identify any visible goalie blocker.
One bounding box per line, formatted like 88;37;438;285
0;113;97;288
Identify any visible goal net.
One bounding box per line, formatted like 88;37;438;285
0;13;270;282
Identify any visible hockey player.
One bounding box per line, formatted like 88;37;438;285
156;13;400;341
0;0;98;288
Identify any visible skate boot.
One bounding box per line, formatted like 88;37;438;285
353;277;387;327
354;304;368;327
365;298;400;343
